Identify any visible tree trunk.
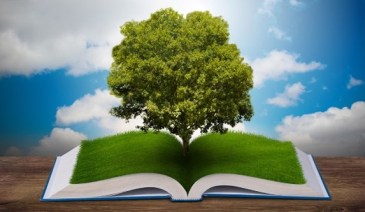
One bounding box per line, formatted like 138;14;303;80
182;138;189;157
180;130;192;157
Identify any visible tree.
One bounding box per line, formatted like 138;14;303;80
108;8;254;156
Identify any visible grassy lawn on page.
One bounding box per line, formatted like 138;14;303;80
187;133;306;189
70;131;305;191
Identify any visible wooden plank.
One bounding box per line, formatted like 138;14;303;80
1;157;364;211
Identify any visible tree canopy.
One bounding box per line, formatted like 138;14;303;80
108;8;254;156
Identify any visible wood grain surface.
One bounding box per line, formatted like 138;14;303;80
1;157;364;211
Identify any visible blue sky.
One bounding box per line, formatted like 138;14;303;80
0;0;364;156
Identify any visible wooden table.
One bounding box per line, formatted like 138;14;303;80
1;157;364;211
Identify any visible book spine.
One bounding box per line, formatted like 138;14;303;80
171;198;203;202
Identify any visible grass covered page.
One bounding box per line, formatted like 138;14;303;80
41;132;330;201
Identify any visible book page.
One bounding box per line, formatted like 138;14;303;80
43;145;188;200
43;146;80;199
50;173;188;200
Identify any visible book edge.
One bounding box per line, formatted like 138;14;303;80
41;195;171;202
40;158;58;201
309;155;332;200
202;193;330;200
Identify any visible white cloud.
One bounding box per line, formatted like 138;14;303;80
5;146;23;156
258;0;302;17
0;30;41;76
97;115;144;134
56;89;119;125
227;122;246;132
0;0;218;77
30;128;87;156
258;0;282;16
30;89;143;156
190;123;246;142
0;29;113;77
289;0;303;6
0;1;137;76
268;27;292;41
56;89;143;134
66;42;114;76
347;75;364;89
276;101;365;156
190;130;203;142
267;82;305;107
309;77;317;84
250;50;325;87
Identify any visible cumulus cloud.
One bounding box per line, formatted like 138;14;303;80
0;1;136;76
276;101;365;156
309;77;317;84
56;89;119;125
0;27;113;77
289;0;303;7
227;122;246;132
0;30;42;76
0;0;211;77
347;75;364;89
30;89;142;156
30;128;87;156
268;27;292;41
56;89;143;133
258;0;282;16
258;0;302;17
190;123;246;142
267;82;305;107
250;50;325;87
97;115;144;134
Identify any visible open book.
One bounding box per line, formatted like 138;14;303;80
41;132;330;202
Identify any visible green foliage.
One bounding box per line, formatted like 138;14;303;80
70;132;305;192
108;8;254;154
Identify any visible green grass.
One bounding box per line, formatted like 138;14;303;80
187;133;306;189
70;131;305;192
70;131;186;186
